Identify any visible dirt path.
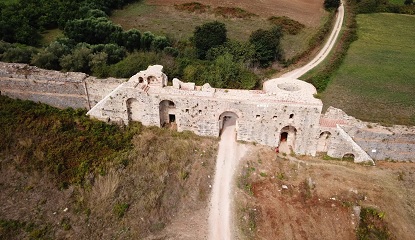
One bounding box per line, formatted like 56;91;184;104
207;3;345;239
281;1;344;79
208;119;248;240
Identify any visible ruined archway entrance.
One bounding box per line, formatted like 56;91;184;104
218;111;238;136
317;131;332;152
278;126;297;154
159;100;176;129
342;153;355;162
127;98;142;122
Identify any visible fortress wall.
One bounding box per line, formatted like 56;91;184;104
0;62;124;110
2;62;413;161
343;126;415;162
89;80;322;156
327;126;373;164
85;77;126;107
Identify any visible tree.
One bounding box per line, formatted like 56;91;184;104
151;36;171;51
324;0;341;10
64;17;123;44
122;29;141;51
141;31;155;51
404;0;413;5
193;21;227;59
60;45;93;73
249;26;283;67
31;41;72;70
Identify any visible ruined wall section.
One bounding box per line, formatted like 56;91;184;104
0;62;125;110
320;107;415;162
0;62;88;109
327;125;374;164
343;126;415;162
85;77;126;107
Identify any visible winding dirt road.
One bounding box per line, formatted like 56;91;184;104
208;3;345;239
281;2;344;80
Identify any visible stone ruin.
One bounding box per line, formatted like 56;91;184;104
2;62;415;163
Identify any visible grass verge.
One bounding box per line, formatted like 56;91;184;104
321;13;415;125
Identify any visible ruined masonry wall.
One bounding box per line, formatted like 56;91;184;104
2;62;413;162
0;62;124;109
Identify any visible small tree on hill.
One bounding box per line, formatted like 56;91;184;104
249;26;283;67
324;0;341;10
193;21;227;59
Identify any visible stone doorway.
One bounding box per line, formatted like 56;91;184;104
278;126;297;154
342;153;355;162
159;100;177;129
317;131;332;152
219;111;238;136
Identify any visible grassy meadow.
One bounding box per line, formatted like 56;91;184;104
388;0;406;5
110;1;327;60
321;13;415;125
2;0;18;5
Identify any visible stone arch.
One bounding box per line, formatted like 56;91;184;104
147;76;157;84
278;125;297;153
159;100;177;129
218;111;239;136
342;153;355;162
317;131;332;152
126;98;143;122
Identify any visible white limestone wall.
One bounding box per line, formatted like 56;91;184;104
327;125;374;164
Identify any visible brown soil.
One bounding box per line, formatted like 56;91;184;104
0;133;218;239
148;0;325;27
235;146;415;239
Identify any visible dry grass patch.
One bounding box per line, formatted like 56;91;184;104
235;146;415;239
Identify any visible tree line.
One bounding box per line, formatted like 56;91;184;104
0;0;286;90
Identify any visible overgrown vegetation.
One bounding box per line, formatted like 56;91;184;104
0;95;141;187
268;16;305;35
357;207;393;240
0;219;52;239
174;2;257;18
0;0;334;91
0;96;218;238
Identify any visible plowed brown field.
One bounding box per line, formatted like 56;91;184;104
148;0;325;27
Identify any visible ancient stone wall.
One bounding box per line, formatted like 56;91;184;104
0;62;124;109
1;62;413;162
87;65;323;156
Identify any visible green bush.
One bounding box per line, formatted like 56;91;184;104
113;202;130;218
193;21;227;59
0;95;141;187
249;26;283;67
268;16;305;35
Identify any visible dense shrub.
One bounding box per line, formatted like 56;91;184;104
64;17;123;45
268;16;305;35
1;45;37;64
0;95;141;187
141;31;155;51
121;29;141;51
324;0;341;9
193;21;227;59
249;26;283;67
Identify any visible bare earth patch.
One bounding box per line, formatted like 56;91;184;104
148;0;325;27
235;146;415;239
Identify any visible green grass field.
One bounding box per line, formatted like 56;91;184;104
110;1;324;59
3;0;18;4
388;0;406;5
321;13;415;125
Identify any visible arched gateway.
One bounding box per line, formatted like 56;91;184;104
218;111;238;136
